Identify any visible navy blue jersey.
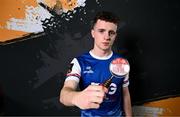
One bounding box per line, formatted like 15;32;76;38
66;51;129;116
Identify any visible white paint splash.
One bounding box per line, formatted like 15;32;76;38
61;0;86;12
77;0;86;7
5;0;87;33
6;5;52;33
61;0;86;21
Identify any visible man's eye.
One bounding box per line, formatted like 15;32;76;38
109;31;116;36
99;30;104;33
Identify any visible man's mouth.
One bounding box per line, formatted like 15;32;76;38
102;42;110;46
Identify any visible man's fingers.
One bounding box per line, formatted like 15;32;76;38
90;96;104;104
90;91;105;98
76;85;108;109
86;85;107;93
89;102;100;109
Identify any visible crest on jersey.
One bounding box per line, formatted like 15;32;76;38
67;63;74;74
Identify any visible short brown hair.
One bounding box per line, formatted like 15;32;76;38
91;11;120;29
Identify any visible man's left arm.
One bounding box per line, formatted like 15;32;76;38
123;86;132;116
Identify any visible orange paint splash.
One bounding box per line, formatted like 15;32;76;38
0;0;37;42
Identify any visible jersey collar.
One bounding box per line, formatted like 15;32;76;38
89;50;113;60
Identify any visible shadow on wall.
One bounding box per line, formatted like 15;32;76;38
0;84;5;115
114;27;147;104
123;31;146;104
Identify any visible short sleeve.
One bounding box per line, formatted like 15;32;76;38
123;73;129;87
65;58;81;83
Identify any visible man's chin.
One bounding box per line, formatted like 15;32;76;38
102;48;111;52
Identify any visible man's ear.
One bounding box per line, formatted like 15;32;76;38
91;29;94;38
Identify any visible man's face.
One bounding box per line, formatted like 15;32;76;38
91;19;117;51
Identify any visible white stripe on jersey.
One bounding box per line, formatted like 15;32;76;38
123;73;129;87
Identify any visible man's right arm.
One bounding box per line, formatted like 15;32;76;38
60;80;79;106
60;58;107;109
60;58;81;106
60;80;107;109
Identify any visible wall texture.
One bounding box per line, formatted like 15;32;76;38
0;0;180;116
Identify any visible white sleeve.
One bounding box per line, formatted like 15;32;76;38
123;73;129;87
65;58;81;83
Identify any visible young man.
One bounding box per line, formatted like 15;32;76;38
60;11;132;116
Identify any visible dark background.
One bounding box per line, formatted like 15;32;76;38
0;0;180;115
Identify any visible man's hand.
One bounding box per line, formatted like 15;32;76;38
72;85;108;109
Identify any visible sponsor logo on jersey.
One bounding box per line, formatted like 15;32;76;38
83;66;94;74
108;83;117;95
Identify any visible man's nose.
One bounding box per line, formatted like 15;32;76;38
104;32;111;40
